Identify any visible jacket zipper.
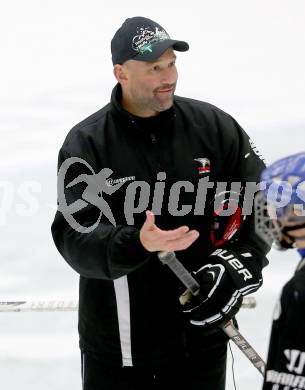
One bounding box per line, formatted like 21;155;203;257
150;133;157;144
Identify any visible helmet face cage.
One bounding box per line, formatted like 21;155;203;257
255;192;305;250
255;151;305;250
254;191;285;249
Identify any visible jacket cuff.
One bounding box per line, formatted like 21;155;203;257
123;227;153;261
119;227;154;262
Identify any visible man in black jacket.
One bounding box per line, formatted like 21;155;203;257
255;152;305;390
51;16;269;389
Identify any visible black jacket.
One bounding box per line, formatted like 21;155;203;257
262;256;305;389
51;84;269;366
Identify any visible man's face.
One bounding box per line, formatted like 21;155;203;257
118;48;178;117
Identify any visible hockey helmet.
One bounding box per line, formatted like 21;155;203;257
255;152;305;249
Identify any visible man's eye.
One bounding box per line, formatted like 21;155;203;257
152;65;161;71
169;61;176;67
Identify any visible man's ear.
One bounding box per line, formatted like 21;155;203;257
113;64;128;84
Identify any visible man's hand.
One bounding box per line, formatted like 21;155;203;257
180;248;262;328
139;210;199;252
181;263;243;328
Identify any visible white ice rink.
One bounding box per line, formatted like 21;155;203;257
1;1;305;388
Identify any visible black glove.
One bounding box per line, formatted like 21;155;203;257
181;248;262;327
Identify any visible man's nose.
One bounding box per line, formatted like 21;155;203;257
160;67;177;85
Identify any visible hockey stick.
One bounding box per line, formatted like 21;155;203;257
0;297;256;313
158;251;266;376
0;300;78;312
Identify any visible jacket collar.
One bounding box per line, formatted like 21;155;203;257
110;83;135;123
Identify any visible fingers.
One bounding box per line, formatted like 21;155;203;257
162;225;190;240
145;210;155;228
143;211;190;238
140;210;200;252
163;230;199;252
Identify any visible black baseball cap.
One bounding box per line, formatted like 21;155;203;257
111;16;189;65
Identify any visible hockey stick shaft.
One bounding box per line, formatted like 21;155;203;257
0;300;78;312
158;251;265;376
0;298;257;312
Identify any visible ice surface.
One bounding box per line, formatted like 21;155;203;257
1;1;305;389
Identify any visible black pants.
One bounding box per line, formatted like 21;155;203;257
81;332;228;390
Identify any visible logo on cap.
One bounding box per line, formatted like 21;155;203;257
132;26;170;55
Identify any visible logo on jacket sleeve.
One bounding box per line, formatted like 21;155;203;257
194;158;211;175
249;139;266;163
